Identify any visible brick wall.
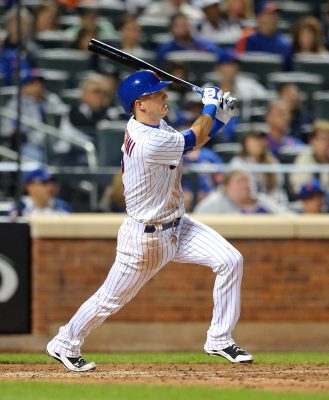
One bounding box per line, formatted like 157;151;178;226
32;238;329;335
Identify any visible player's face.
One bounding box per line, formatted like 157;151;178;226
138;89;169;121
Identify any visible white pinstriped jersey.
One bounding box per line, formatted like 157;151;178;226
122;117;185;224
47;110;245;361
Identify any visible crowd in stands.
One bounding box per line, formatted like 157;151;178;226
0;0;329;215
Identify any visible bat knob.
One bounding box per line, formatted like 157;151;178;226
227;97;237;110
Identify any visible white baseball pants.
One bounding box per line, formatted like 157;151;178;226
47;214;243;357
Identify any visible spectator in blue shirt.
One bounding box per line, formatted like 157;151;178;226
0;6;37;86
156;12;222;65
236;1;291;70
182;147;224;211
9;168;72;218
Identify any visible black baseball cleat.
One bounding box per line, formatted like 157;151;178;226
206;344;253;364
46;345;96;372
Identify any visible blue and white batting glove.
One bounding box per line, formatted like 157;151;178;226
215;91;236;124
201;86;223;107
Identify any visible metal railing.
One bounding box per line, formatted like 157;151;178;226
0;145;36;162
0;107;98;168
0;163;329;174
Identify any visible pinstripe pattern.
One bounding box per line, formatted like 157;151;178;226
47;117;244;357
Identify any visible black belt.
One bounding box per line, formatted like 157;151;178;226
144;217;181;233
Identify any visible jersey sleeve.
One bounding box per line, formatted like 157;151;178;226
145;128;185;166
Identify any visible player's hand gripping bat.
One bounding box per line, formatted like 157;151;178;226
87;39;236;110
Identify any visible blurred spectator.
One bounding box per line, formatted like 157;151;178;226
265;100;303;159
166;92;203;130
290;120;329;196
226;0;252;25
230;129;288;204
236;0;291;70
63;73;112;137
99;170;125;212
71;27;99;51
118;15;144;53
9;168;72;218
65;6;115;38
33;1;59;34
165;61;191;98
291;16;327;56
182;147;224;212
71;27;100;69
58;0;79;12
278;83;313;141
0;6;37;86
210;50;267;120
1;70;65;161
156;13;222;65
125;0;152;15
296;179;327;213
142;0;204;26
195;0;241;43
193;169;291;214
57;73;114;164
101;69;120;111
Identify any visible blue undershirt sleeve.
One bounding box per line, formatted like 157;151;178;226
181;129;196;154
208;119;225;138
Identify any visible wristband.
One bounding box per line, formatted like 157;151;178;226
201;104;217;120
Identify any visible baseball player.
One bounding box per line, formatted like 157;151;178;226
46;70;253;372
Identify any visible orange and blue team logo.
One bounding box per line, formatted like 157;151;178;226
151;71;160;80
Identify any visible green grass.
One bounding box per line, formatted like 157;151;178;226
0;351;328;365
0;382;328;400
1;353;328;400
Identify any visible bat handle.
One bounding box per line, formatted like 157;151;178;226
192;86;203;95
192;86;236;111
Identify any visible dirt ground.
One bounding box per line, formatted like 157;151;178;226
0;363;329;393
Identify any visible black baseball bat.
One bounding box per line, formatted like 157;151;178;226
87;38;236;109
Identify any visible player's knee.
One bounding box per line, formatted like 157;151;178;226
234;249;243;278
214;248;243;276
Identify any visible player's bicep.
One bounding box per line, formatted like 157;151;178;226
145;130;184;166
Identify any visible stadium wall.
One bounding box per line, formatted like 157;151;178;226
21;214;329;351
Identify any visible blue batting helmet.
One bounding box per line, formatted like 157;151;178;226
118;70;172;114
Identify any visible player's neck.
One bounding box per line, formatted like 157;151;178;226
134;113;161;127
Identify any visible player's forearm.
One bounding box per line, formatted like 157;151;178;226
191;104;218;148
191;114;213;148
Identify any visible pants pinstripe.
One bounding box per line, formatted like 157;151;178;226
48;214;243;357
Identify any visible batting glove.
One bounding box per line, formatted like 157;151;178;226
215;92;236;124
201;86;223;107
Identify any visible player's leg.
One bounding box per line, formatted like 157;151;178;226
172;214;252;363
47;219;176;369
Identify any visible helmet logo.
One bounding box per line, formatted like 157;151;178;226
151;71;160;80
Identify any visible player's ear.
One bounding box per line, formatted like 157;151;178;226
135;99;145;111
